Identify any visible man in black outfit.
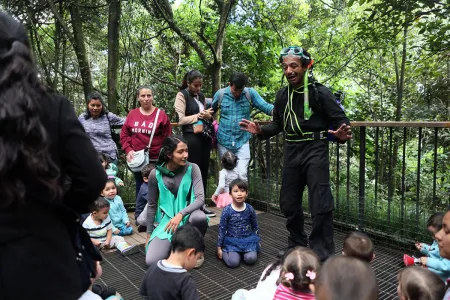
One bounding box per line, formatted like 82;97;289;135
240;46;352;261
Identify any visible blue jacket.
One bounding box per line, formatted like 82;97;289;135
104;195;129;232
420;240;450;281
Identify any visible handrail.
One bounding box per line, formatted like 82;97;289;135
166;121;450;128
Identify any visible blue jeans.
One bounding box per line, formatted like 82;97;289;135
116;224;133;236
217;142;250;181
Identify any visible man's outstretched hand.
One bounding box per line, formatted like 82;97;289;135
239;119;262;135
328;124;352;142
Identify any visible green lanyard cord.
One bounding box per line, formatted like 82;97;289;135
283;70;313;136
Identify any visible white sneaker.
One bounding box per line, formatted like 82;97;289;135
194;255;204;268
121;244;139;256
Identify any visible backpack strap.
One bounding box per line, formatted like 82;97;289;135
216;88;226;110
243;88;253;106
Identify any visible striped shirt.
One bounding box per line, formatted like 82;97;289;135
82;215;113;242
273;284;315;300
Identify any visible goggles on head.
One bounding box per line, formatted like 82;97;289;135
279;46;311;60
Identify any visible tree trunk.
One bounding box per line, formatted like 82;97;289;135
143;0;236;94
107;0;121;113
68;1;93;99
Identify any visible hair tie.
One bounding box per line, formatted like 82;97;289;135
306;270;316;280
285;272;294;280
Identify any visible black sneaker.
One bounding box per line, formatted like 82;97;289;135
202;205;216;217
137;225;147;233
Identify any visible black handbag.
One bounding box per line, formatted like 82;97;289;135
66;217;103;292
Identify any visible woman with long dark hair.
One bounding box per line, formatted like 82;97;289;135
78;91;125;164
145;136;208;267
0;11;106;299
174;70;215;216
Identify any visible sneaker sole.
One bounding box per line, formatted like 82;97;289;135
122;245;140;256
206;213;216;217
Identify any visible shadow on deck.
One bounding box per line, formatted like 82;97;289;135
100;209;404;300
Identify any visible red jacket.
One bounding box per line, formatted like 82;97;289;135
120;108;172;160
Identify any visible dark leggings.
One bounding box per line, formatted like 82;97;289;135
183;133;212;194
223;251;258;268
133;171;144;199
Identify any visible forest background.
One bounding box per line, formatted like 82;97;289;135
2;0;449;241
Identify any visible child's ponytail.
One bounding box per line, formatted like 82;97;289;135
276;247;320;292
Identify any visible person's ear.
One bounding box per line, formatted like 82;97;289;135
371;253;376;262
186;248;196;258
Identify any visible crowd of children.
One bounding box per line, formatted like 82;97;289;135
83;149;450;300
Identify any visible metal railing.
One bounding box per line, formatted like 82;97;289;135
114;121;450;249
246;121;450;249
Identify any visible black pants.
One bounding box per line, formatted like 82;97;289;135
280;140;334;261
183;132;212;194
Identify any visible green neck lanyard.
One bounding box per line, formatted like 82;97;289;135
283;70;312;136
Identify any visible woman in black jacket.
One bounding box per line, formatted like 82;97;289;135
0;11;106;299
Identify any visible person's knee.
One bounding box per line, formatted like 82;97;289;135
225;258;240;268
189;210;207;228
243;252;258;265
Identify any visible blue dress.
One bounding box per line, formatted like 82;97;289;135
217;203;260;253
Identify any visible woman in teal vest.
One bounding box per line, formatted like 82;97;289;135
145;135;208;267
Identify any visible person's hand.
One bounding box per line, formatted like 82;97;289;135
126;150;135;162
118;182;124;187
217;247;223;260
126;222;131;227
113;229;120;235
420;257;428;266
415;242;422;251
239;119;262;135
103;240;110;249
328;124;352;142
211;194;218;203
198;108;213;120
165;213;183;233
92;239;101;246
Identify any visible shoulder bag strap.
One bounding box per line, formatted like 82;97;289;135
147;108;160;149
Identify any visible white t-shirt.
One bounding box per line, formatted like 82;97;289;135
82;215;113;243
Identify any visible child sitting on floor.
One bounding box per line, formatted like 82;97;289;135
102;179;133;236
397;266;445;300
211;151;241;208
315;256;378;300
82;198;138;256
139;223;204;300
217;178;260;268
99;152;124;187
343;231;375;263
232;247;313;300
272;247;319;300
134;163;155;232
404;212;450;281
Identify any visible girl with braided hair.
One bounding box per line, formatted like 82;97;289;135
0;11;106;299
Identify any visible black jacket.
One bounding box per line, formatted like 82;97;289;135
0;94;107;300
260;82;350;140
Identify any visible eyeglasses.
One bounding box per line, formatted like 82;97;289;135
280;46;310;60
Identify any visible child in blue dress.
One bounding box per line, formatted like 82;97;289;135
102;179;133;236
217;178;260;268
